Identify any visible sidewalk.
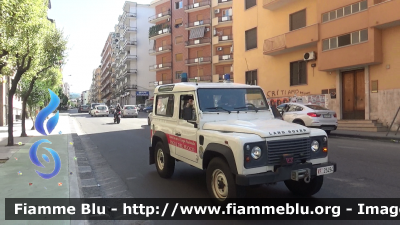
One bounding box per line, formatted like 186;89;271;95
0;113;81;225
330;129;400;142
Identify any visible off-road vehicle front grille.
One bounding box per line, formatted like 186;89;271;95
266;138;311;165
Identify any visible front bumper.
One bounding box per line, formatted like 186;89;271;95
236;162;337;186
309;125;337;131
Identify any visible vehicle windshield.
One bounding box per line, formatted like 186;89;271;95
125;106;135;110
306;105;328;110
97;106;106;110
197;88;269;112
92;104;100;108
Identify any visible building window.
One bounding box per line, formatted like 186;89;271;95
175;1;183;9
175;36;183;44
176;71;183;79
198;68;203;76
245;70;257;85
175;18;183;27
155;94;174;117
322;1;367;23
322;29;368;51
197;14;203;21
289;9;306;31
245;28;257;50
176;53;183;61
245;0;256;10
290;61;307;86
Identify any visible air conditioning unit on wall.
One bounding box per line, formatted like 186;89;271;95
217;47;222;51
304;51;316;61
215;9;220;14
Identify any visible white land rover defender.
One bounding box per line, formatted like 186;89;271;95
149;82;336;204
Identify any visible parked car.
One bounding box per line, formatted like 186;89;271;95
148;112;152;125
78;105;90;113
89;103;104;115
143;105;153;113
91;105;109;117
277;103;338;134
122;105;138;118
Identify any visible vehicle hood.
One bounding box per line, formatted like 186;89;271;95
203;119;310;138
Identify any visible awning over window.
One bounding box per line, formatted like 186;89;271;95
189;26;205;39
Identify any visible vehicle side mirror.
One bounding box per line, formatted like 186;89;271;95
182;107;193;121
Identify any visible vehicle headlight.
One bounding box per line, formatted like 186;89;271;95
311;140;320;152
251;146;261;159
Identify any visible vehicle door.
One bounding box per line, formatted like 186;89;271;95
283;104;298;122
173;93;198;162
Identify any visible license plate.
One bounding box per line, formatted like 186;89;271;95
317;166;334;176
323;114;331;118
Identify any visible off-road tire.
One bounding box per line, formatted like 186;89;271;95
284;176;323;196
154;142;175;178
206;157;246;206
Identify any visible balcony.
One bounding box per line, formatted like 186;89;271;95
185;19;211;30
213;35;233;46
263;23;319;56
122;12;136;21
123;40;137;49
111;61;116;68
100;80;111;92
213;54;233;65
263;0;297;10
149;10;171;24
187;75;212;82
149;23;171;40
149;62;172;71
121;69;138;78
122;27;137;36
156;80;173;85
212;15;232;28
121;54;137;63
185;57;212;66
212;74;234;82
184;0;211;13
124;85;138;91
149;45;172;56
212;0;232;9
185;37;211;48
369;0;400;29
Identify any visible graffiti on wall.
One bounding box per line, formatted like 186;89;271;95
268;94;328;108
266;89;311;98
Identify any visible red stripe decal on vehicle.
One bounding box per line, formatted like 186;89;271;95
166;134;197;153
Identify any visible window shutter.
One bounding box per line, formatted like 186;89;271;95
290;9;306;31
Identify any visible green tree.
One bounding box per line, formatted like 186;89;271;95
0;0;64;145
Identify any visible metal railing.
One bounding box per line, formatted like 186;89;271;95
185;57;212;65
124;40;137;46
122;12;136;21
263;33;286;53
124;85;138;90
374;0;389;4
149;10;171;22
185;19;211;28
149;62;172;70
218;54;233;60
185;37;211;47
184;0;211;10
217;15;232;22
149;45;172;54
387;106;400;136
218;35;233;41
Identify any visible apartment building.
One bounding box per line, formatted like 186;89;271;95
148;0;233;85
110;2;156;106
100;34;113;105
233;0;400;131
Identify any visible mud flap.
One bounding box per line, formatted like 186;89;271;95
149;147;155;165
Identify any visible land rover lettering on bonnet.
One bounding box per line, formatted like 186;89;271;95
149;82;337;205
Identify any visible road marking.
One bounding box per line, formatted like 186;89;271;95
346;208;352;211
338;146;363;149
111;208;117;212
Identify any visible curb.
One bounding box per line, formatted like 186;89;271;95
329;133;400;142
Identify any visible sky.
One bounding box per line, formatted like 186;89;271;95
47;0;152;94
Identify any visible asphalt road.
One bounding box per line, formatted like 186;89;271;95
69;108;400;225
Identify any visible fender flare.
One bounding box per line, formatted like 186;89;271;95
152;131;170;155
204;143;238;174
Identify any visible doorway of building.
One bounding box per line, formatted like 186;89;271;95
342;69;365;120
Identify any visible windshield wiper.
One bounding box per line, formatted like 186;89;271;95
234;105;259;112
205;107;231;114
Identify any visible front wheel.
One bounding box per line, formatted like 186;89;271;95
206;157;245;206
293;120;305;126
154;142;175;178
284;176;323;196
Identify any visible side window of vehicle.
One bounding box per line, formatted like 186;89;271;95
155;94;174;117
288;105;297;112
296;106;303;111
179;94;196;120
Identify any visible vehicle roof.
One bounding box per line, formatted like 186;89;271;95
154;82;260;94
